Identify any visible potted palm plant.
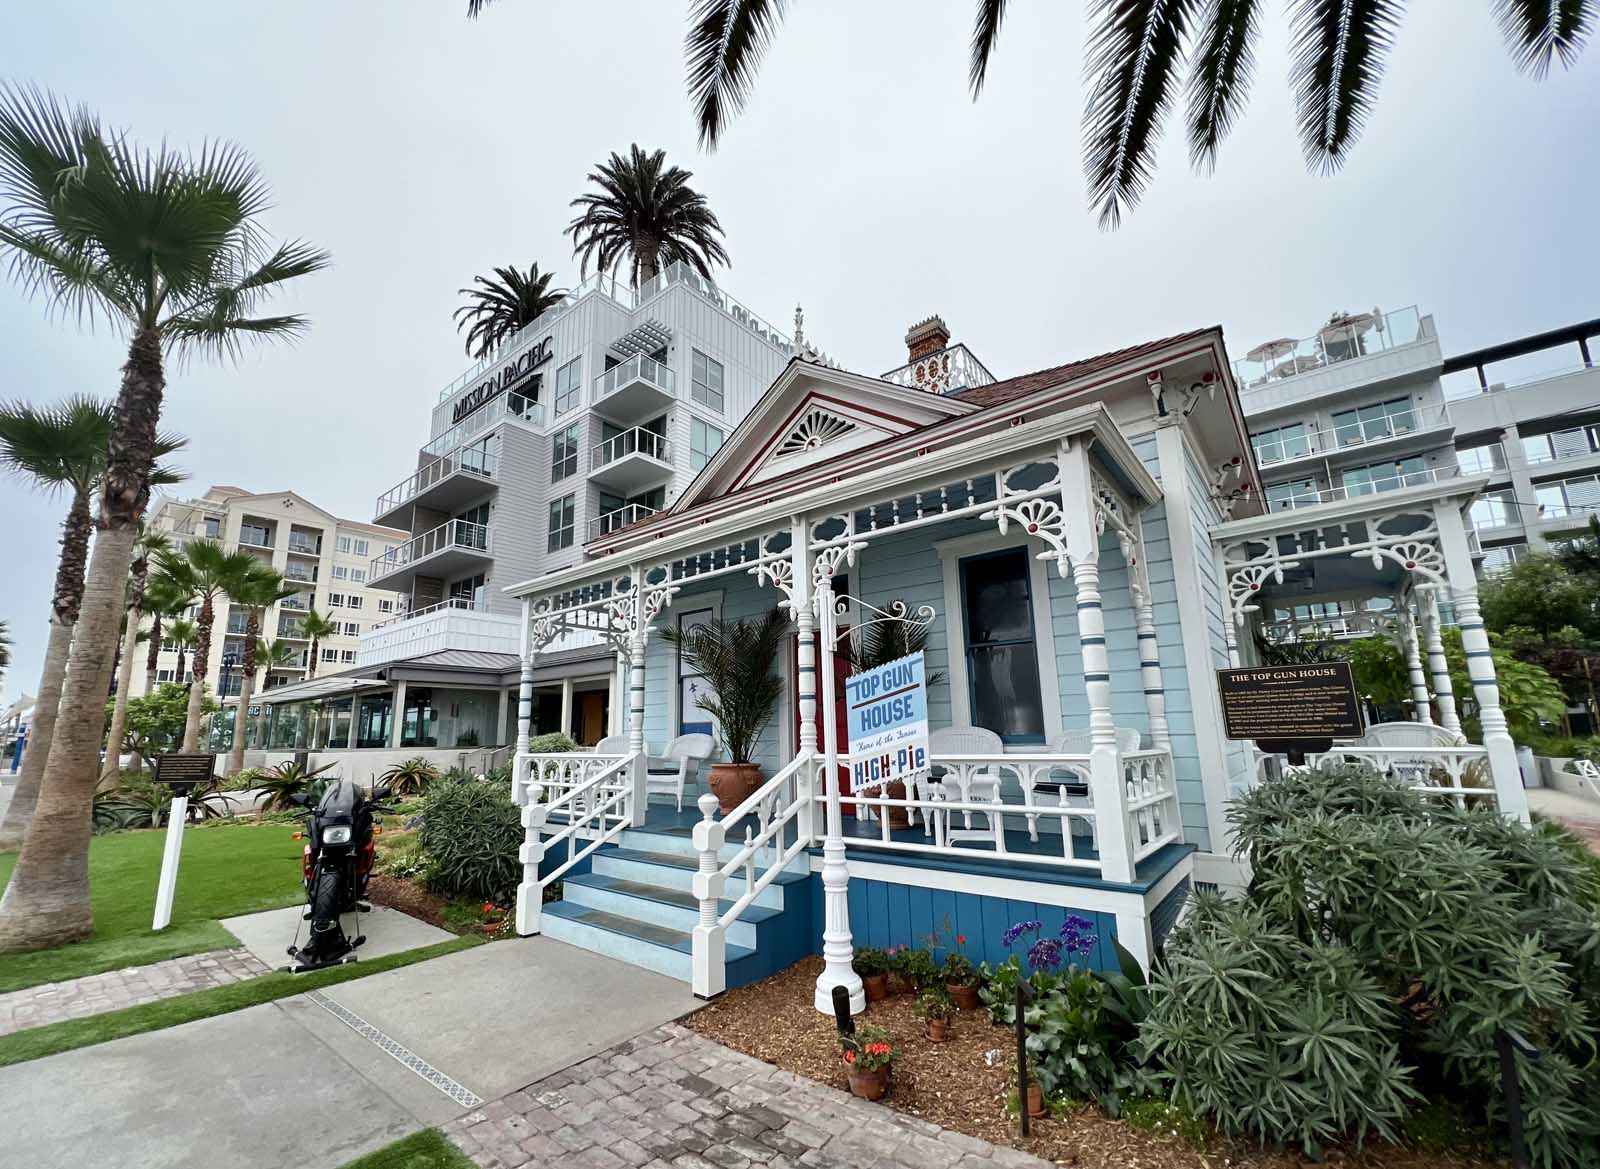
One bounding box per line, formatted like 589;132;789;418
662;609;786;813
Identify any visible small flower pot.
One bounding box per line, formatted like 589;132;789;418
708;762;764;815
889;973;915;997
924;1018;951;1043
846;1064;889;1101
947;982;981;1010
1026;1082;1047;1119
479;922;500;938
862;973;889;1002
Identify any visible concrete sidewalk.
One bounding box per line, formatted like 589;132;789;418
0;937;699;1169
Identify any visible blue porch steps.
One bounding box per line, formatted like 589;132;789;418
539;813;813;991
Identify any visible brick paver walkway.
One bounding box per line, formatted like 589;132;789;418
0;947;270;1036
442;1023;1050;1169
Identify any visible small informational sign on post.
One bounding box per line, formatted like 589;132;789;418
845;651;929;793
150;753;215;931
1216;663;1363;742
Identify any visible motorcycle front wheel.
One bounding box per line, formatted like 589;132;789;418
309;869;343;935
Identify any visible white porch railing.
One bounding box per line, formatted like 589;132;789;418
690;753;817;997
1122;749;1183;862
513;751;634;935
1307;745;1494;808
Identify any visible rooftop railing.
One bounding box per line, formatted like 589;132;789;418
369;596;483;630
369;518;489;579
591;354;675;406
1234;306;1425;388
376;445;496;517
421;389;541;460
881;343;998;396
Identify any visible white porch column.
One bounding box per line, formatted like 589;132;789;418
1130;525;1171;751
813;567;864;1017
389;680;407;749
610;651;625;736
627;626;648;827
790;516;819;842
513;597;535;805
1061;438;1135;884
1434;501;1529;822
1420;587;1462;736
559;676;574;741
1400;596;1433;724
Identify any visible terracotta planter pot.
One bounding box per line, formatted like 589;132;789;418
1026;1082;1047;1119
889;974;915;997
708;762;764;814
479;922;501;938
947;982;981;1010
924;1018;951;1043
847;1064;889;1101
884;779;912;831
862;973;889;1002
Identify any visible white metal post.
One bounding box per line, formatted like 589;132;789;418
151;796;188;931
513;597;535;805
627;627;649;828
559;677;574;742
1401;595;1434;724
691;792;728;998
813;570;864;1016
792;516;818;843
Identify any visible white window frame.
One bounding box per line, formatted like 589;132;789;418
343;621;360;637
690;417;724;471
352;538;369;556
336;535;352;553
347;595;364;610
933;529;1063;746
667;590;723;741
321;648;339;663
691;350;724;412
548;494;576;551
328;592;346;608
331;565;348;580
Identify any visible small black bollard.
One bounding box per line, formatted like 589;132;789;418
1016;977;1033;1137
1496;1027;1541;1169
831;984;855;1039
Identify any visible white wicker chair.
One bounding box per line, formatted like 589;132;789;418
646;733;715;811
1024;727;1144;844
922;726;1006;847
1354;721;1466;788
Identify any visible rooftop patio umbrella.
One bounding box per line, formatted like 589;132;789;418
1246;337;1297;364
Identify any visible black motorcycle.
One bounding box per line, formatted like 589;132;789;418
285;778;394;973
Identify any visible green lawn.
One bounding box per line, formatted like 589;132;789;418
0;935;480;1067
336;1129;476;1169
0;822;305;993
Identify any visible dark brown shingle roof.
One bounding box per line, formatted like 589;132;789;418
951;325;1220;407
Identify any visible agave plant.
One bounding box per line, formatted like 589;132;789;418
255;760;340;812
379;757;443;798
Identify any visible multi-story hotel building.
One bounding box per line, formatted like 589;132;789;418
135;485;406;700
248;263;795;764
1236;308;1600;643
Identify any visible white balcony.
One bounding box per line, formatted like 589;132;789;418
1252;404;1453;471
589;427;673;494
369;519;491;591
587;503;659;543
375;445;497;528
591;355;675;423
356;599;521;668
1263;466;1460;513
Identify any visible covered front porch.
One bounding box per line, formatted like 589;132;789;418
507;400;1201;997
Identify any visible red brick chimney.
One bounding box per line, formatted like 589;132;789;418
905;315;951;361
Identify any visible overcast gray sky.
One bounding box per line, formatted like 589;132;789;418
2;1;1596;702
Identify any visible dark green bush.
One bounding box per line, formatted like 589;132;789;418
1148;764;1600;1167
418;776;522;902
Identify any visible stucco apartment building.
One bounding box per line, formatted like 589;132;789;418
134;485;407;701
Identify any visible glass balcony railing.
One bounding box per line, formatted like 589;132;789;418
1456;444;1508;477
237;531;273;549
279;594;310;611
592;426;671;469
592;355;674;406
420;390;541;460
588;503;658;541
1251;404;1448;467
1264;466;1454;512
376;444;497;517
1234;306;1425;388
369;519;489;579
284;565;318;583
286;534;321;556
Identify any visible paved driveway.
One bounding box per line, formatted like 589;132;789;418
0;938;700;1169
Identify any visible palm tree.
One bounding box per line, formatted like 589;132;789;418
0;399;180;847
453;263;567;359
0;86;327;952
140;575;189;695
299;608;338;680
473;2;1596;228
153;541;262;754
101;526;175;786
567;145;730;287
255;638;299;686
224;566;294;776
166;617;198;686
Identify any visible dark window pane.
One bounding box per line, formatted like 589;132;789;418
963;549;1033;643
968;645;1044;740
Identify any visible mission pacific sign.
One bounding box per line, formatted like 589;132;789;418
451;336;555;423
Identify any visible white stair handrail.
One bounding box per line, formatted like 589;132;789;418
514;751;634;936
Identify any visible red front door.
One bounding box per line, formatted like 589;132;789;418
793;629;857;816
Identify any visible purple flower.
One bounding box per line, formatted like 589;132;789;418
1002;919;1043;948
1026;936;1063;971
1061;914;1094;935
1059;915;1099;961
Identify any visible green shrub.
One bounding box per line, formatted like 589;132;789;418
256;760;339;812
374;831;435;884
417;776;522;902
526;733;579;754
888;945;939;991
1150;764;1600;1167
1122;1096;1206;1146
379;757;442;798
852;946;889;977
223;766;268;791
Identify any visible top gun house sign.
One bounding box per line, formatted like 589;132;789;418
846;652;930;793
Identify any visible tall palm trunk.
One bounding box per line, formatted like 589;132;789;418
101;549;153;788
144;610;162;693
175;643;187;685
635;234;660;285
0;489;91;852
181;594;215;752
307;634;319;679
225;611;261;775
0;329;162;952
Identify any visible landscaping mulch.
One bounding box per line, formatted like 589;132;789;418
366;875;453;932
685;956;1501;1169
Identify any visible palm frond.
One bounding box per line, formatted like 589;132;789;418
0;395;114;495
1493;0;1596;77
1288;0;1405;173
466;0;494;17
969;0;1011;95
1083;0;1199;229
452;262;566;358
686;0;789;149
568;144;729;285
1186;0;1263;170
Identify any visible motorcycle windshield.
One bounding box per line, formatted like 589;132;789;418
316;779;360;820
